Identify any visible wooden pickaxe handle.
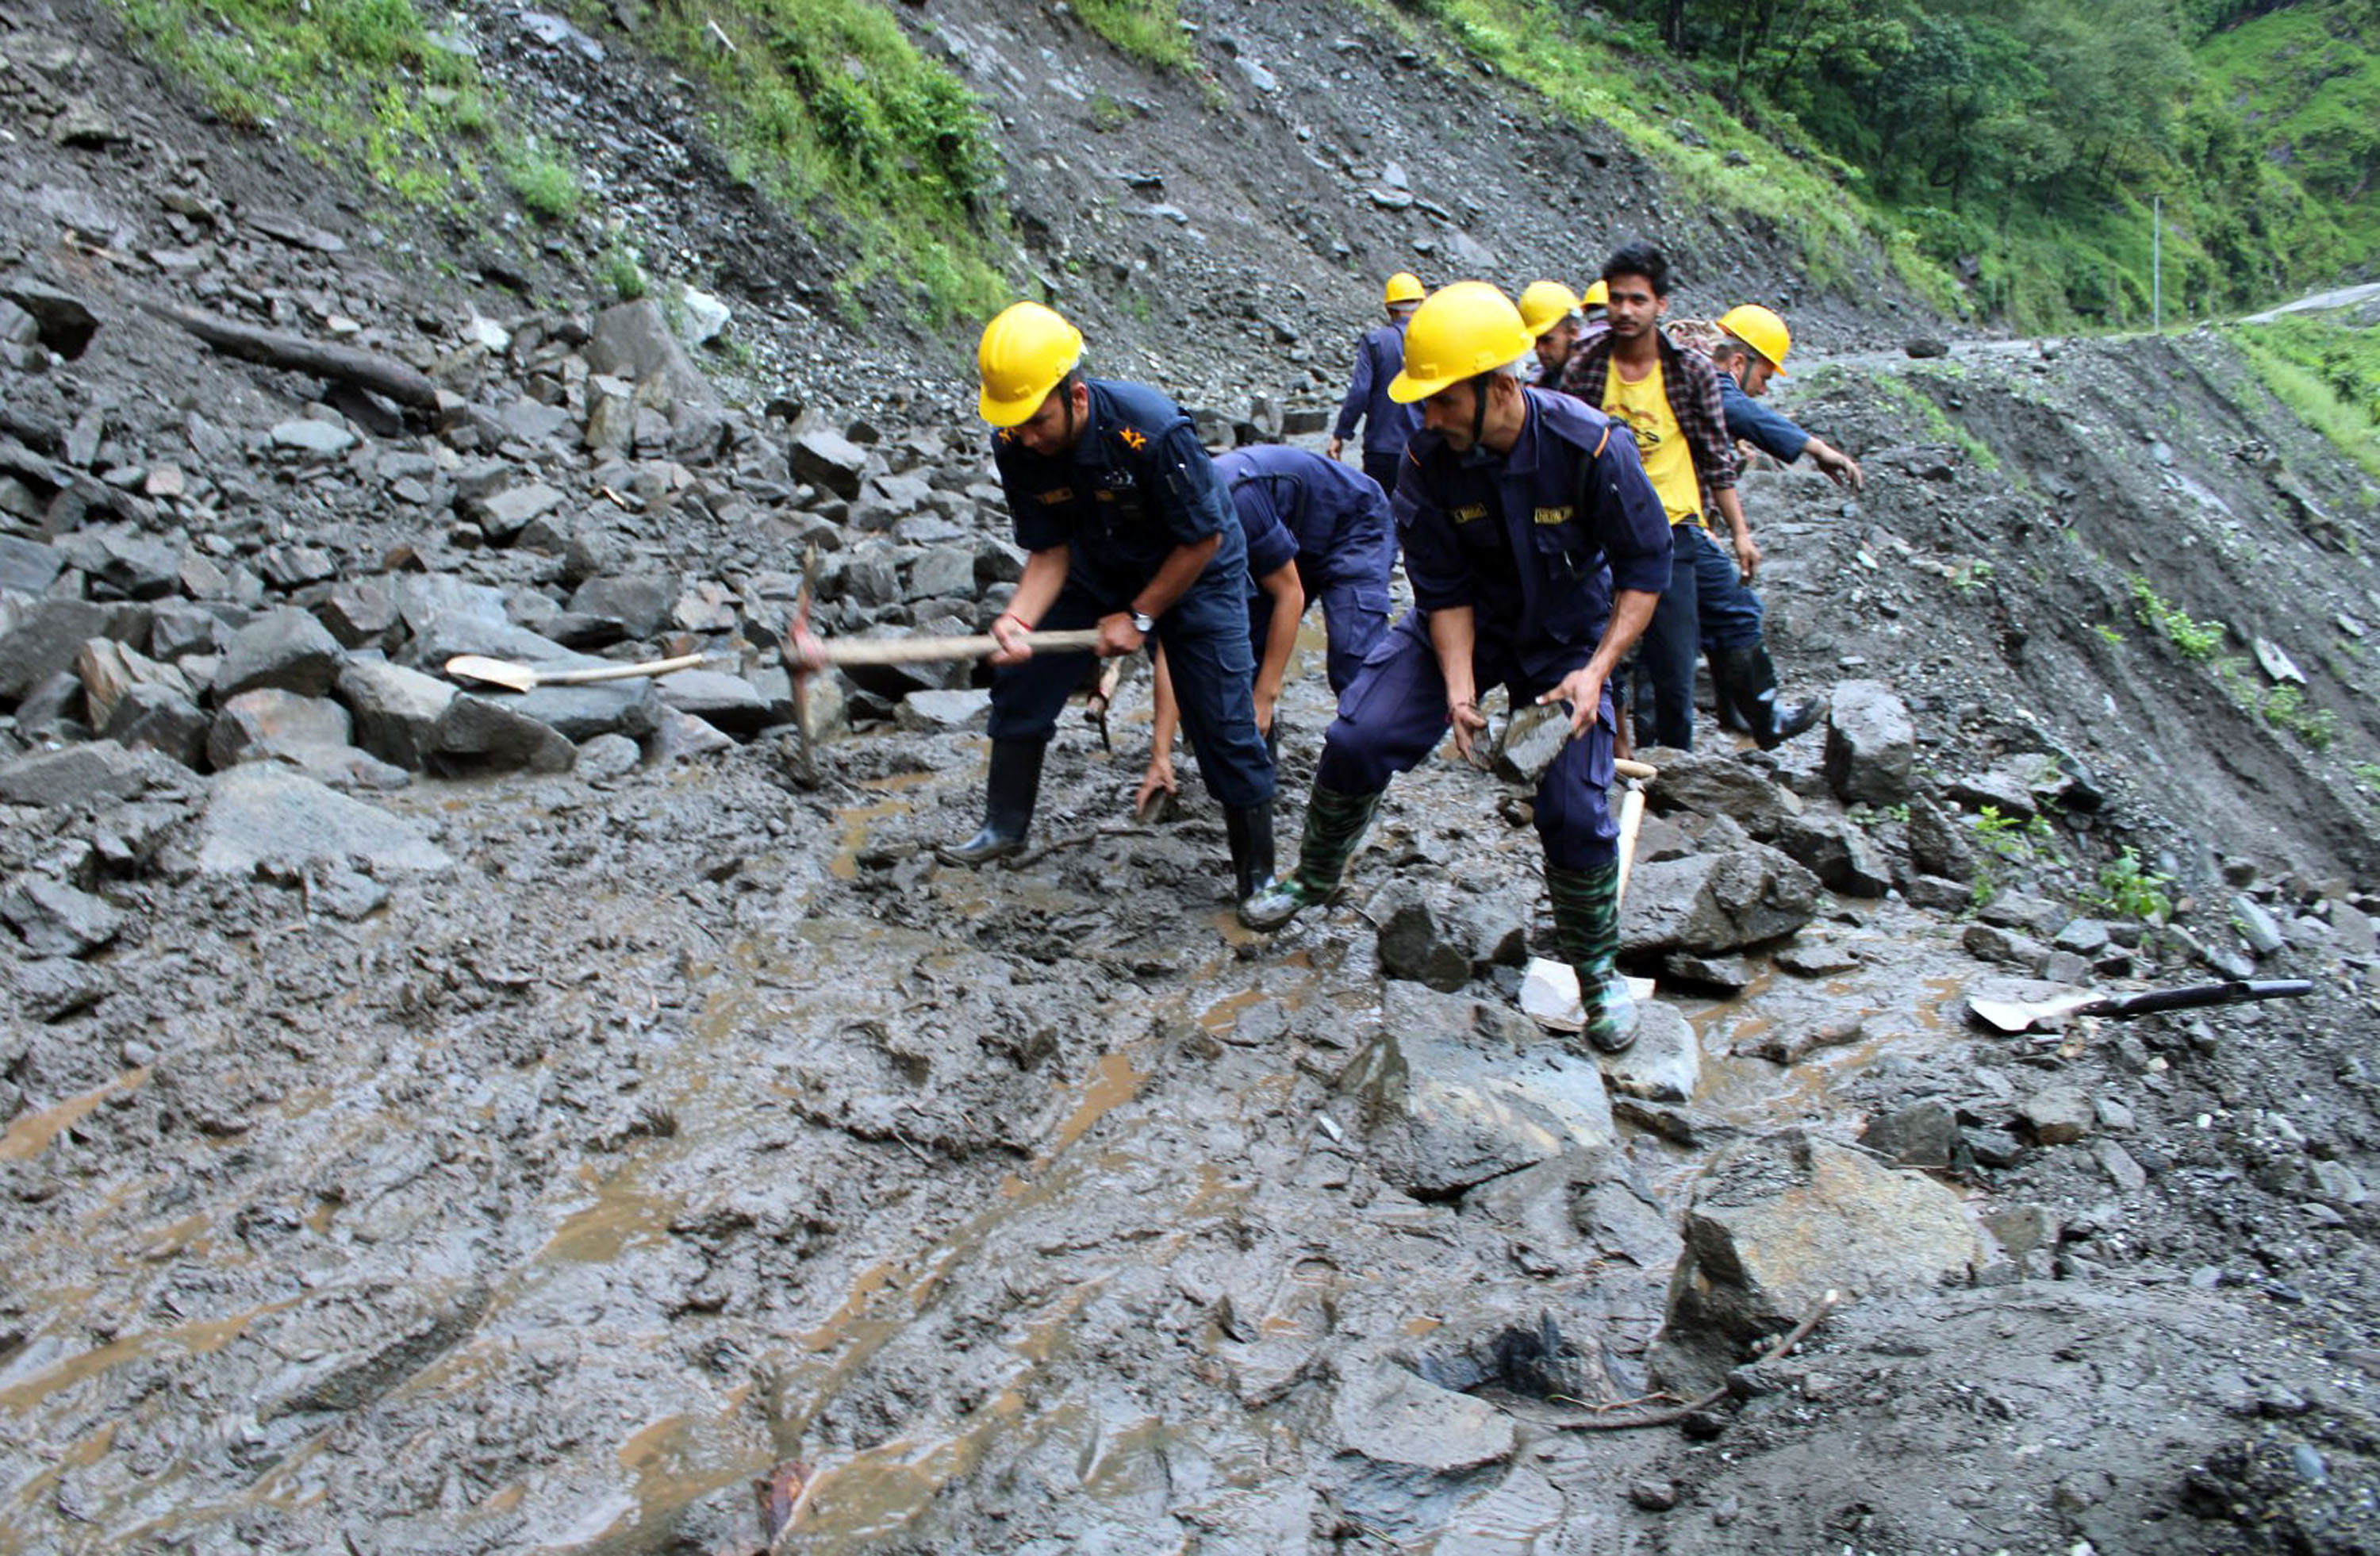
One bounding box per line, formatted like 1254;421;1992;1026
805;628;1104;667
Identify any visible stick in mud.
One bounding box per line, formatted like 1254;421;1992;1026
1548;1288;1841;1432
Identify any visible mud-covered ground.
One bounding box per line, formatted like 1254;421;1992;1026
3;0;2380;1548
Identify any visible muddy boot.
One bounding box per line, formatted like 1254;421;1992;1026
1715;644;1821;751
1238;785;1383;931
1223;804;1276;908
1547;861;1638;1054
936;738;1046;866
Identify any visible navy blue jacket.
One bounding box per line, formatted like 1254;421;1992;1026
1718;372;1810;464
1333;321;1423;458
1396;388;1672;686
1211;445;1395;590
992;379;1244;606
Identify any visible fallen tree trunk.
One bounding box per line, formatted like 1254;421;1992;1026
141;301;441;411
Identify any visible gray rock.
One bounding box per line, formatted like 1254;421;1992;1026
2;281;100;358
1340;981;1615;1197
1662;951;1756;990
316;581;399;651
1649;1131;1983;1394
1773;813;1891;898
1979;891;2068;939
6;955;108;1020
55;524;182;598
208;689;403;788
584;298;718;412
567;574;674;638
2231;893;2286;955
432;695;578;774
1622;843;1820;955
336;659;455;770
2021;1085;2094;1146
216;609;344;701
391;574;509;637
0;534;63;595
893;687;993;731
466;482;566;544
1641;746;1798;840
1860;1101;1962;1170
1599;1001;1699;1103
1;874;123;956
185;764;451;877
652;704;734;761
0;740;187;806
908;544;978;601
1944;767;2037;821
791;429;869;500
1376;891;1476;992
2096;1141;2148;1193
2308;1158;2369;1207
270;419;358;458
657;670;769;735
305;863;389;921
1823;681;1915;803
77;638;191;730
2053;918;2113;956
1983;1204;2057;1259
1901;873;1972;912
1905;794;1975;881
148;601;232;661
1490;701;1569;786
1334;1360;1515;1477
574;732;643;781
105;682;211;770
0;599;148;700
1963;924;2048;970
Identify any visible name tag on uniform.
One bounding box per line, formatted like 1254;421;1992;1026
1038;487;1075;505
1534;505;1574;525
1450;503;1489;524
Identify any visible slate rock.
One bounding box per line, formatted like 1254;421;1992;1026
1641;746;1798;840
1860;1101;1964;1170
567;574;674;637
1376;892;1476;992
893;687;993;732
336;659;455;770
1662;951;1756;990
584;298;717;411
55;524;182;599
1622;843;1820;955
466;482;566;544
215;609;344;701
391;574;509;637
0;740;188;806
1773;813;1891;898
1333;1360;1515;1477
1963;924;2048;970
209;689;402;788
0;599;148;700
652;704;734;761
2231;893;2286;955
316;580;399;650
148;601;232;660
2021;1085;2094;1146
908;544;978;601
271;419;359;458
1823;681;1915;804
6;955;108;1020
657;669;770;735
77;638;190;729
1599;1001;1699;1103
790;428;869;500
106;682;211;770
1979;891;2068;939
1649;1131;1983;1394
574;732;643;781
184;764;451;877
1904;794;1975;881
0;534;63;595
2;281;100;358
1491;701;1569;786
432;695;578;774
2;875;123;956
1944;767;2037;821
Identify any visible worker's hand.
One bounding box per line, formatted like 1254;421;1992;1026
1815;444;1865;492
1447;696;1489;768
989;611;1035;667
1253;688;1277;737
1326;436;1345;463
1095;612;1146;659
1134;758;1177;817
1539;667;1607;740
1732;528;1762;583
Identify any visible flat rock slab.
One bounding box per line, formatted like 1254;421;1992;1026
894;687;992;732
0;740;191;806
1599;1001;1700;1103
185;764;451;877
658;670;770;735
1622;843;1820;955
1333;1359;1516;1475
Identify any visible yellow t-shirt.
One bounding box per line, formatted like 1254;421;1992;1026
1603;359;1700;527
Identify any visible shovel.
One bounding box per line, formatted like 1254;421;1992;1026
1967;978;2313;1034
443;651;733;693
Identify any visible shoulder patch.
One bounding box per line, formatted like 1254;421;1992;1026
1115;426;1148;452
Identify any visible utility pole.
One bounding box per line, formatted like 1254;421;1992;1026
2153;196;2163;333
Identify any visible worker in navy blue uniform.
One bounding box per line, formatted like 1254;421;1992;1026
1243;283;1671;1055
1329;271;1427;495
948;301;1277;909
1684;305;1862;746
1136;444;1396;813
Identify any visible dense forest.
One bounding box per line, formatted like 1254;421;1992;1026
1583;0;2376;325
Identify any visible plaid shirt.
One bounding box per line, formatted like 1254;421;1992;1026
1558;328;1738;518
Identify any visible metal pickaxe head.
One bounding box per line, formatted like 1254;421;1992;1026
781;583;832;788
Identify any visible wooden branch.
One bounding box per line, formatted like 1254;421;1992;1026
1549;1289;1841;1433
140;301;441;410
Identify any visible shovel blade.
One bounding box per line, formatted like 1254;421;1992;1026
1966;989;2099;1033
443;654;540;692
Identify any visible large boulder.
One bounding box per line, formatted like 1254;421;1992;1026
1772;813;1891;898
432;695;578;774
1621;843;1820;955
1649;1131;1984;1393
1338;982;1616;1198
209;689;406;789
0;740;188;806
1823;680;1915;804
567;574;674;639
791;428;869;500
178;764;451;878
583;298;718;411
657;670;770;736
215;609;344;701
76;638;191;730
0;599;148;700
1640;747;1798;841
336;660;455;770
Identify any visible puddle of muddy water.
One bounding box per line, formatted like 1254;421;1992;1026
0;1067;149;1162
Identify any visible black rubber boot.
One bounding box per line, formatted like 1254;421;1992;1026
1239;786;1384;930
936;738;1046;866
1223;804;1276;905
1716;644;1822;750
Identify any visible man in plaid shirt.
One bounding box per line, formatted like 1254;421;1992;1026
1558;241;1756;751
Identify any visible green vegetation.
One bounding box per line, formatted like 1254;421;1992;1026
2258;682;2340;750
506;143;582;222
2196;2;2379;267
1072;0;1199;73
600;237;650;302
2087;847;2175;923
1967;803;2057;908
2228;314;2380;478
2094;623;2128;647
643;0;1006;322
2129;577;2227;659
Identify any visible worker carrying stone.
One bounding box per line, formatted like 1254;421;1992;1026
1137;444;1396;816
951;300;1277;912
1519;280;1585;390
1558;241;1752;752
1328;271;1426;495
1243;282;1672;1054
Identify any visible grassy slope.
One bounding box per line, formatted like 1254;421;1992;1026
2198;1;2380;269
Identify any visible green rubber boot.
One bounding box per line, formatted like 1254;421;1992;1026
1238;786;1384;931
1546;860;1638;1054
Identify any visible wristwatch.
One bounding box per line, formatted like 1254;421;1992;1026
1129;609;1156;633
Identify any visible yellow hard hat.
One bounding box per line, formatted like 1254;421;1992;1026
1518;280;1583;339
1388;281;1535;403
977;301;1084;426
1384;271;1426;307
1718;303;1791;375
1582;279;1610;310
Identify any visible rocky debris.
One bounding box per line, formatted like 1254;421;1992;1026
209;689;407;789
2021;1085;2095;1146
1650;1131;1985;1393
1373;886;1523;992
215;609;344;701
336;660;455;770
1341;982;1615;1197
0;740;190;806
1598;1001;1699;1103
1823;680;1914;803
0;599;147;701
1860;1100;1964;1170
1773;812;1891;897
1641;746;1798;840
432;693;578;774
178;764;451;878
1;874;124;955
1903;793;1975;881
1622;843;1820;955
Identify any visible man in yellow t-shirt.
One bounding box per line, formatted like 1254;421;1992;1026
1557;241;1753;751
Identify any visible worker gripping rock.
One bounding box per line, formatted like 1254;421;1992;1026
1243;282;1672;1055
1329;271;1427;495
952;301;1277;910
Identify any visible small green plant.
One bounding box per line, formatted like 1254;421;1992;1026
2351;760;2380;790
600;239;649;302
1950;559;1996;596
506;145;581;222
2087;847;2175;924
2259;684;2340;751
1087;88;1136;131
2129;577;2226;661
2094;623;2126;647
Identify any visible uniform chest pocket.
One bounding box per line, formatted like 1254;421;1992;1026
1531;522;1598;580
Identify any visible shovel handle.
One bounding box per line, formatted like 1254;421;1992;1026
813;629;1103;667
526;652;716;686
2089;978;2314;1020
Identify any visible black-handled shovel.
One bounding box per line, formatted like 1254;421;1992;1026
1967;978;2314;1034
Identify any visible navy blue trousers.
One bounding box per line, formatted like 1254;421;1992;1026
1637;524;1702;749
1313;613;1619;869
1361;451;1402;501
1691;525;1763;651
989;573;1276;808
1251;560;1394;701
